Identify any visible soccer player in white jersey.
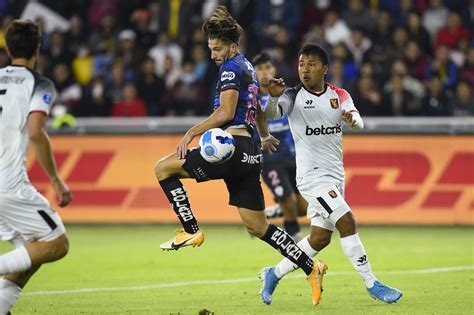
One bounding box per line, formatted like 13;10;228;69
0;20;72;314
259;44;402;306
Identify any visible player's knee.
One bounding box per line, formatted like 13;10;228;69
48;235;70;261
154;159;169;181
245;223;267;238
308;232;331;251
336;212;357;237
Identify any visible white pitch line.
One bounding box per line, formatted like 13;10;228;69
25;265;473;296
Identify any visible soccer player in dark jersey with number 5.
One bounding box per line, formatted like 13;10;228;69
153;6;325;304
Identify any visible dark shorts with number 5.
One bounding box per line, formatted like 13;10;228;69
182;136;265;210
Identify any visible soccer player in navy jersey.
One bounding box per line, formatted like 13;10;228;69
153;6;325;304
252;52;308;242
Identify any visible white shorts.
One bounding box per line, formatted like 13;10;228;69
0;194;66;247
297;177;351;232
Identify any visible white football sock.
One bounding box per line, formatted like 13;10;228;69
0;278;21;314
274;237;319;278
0;246;32;275
340;233;377;288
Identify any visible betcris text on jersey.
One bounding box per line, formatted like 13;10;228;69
305;124;342;136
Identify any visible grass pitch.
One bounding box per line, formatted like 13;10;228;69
1;225;473;314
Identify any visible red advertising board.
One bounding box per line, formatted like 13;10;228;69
28;135;473;225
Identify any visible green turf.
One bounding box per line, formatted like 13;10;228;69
1;225;473;314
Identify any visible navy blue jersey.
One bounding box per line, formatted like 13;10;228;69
260;93;296;161
214;53;260;143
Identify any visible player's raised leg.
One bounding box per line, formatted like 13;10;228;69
237;207;322;305
260;224;332;305
154;152;204;250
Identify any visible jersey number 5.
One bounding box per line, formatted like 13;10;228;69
0;89;6;116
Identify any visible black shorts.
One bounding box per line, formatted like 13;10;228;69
261;157;298;202
182;136;265;210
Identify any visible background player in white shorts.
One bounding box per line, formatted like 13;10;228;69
259;43;402;306
0;20;72;314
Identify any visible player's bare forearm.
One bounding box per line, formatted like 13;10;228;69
30;129;61;181
28;113;61;181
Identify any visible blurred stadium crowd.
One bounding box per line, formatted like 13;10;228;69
0;0;472;117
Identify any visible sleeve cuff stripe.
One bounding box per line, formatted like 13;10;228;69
29;110;48;116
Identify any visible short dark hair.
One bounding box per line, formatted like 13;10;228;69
5;20;40;59
202;6;242;44
298;44;329;65
252;52;273;67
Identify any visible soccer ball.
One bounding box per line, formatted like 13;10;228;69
199;128;235;163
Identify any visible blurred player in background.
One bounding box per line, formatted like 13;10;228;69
0;20;72;314
252;52;307;242
154;6;325;303
259;43;403;305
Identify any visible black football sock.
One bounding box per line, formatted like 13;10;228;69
159;176;199;233
260;224;314;275
284;220;301;237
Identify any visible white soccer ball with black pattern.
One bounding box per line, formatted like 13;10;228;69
199;128;235;163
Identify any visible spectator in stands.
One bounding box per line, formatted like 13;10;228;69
406;11;432;55
331;43;358;83
382;74;418;116
191;45;209;81
434;11;471;51
388;59;425;101
72;42;94;86
163;61;206;116
255;0;301;48
51;63;82;114
425;44;458;90
302;24;329;50
88;0;119;30
323;10;351;46
352;76;385;116
111;82;147;117
459;46;474;87
420;76;452;116
89;13;117;55
393;0;415;26
116;29;145;81
345;27;372;66
148;32;183;77
327;59;350;90
136;57;166;116
422;0;449;39
370;10;393;51
45;31;74;68
130;8;155;51
67;15;87;52
107;61;126;104
403;40;429;81
450;81;474;116
343;0;377;33
75;76;112;117
388;26;410;60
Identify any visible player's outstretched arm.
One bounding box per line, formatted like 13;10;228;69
342;109;364;131
256;100;279;154
176;89;239;159
263;78;287;120
28;113;72;207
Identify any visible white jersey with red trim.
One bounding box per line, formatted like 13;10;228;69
0;65;56;199
277;82;361;183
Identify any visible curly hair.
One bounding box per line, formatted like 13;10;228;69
202;6;242;44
